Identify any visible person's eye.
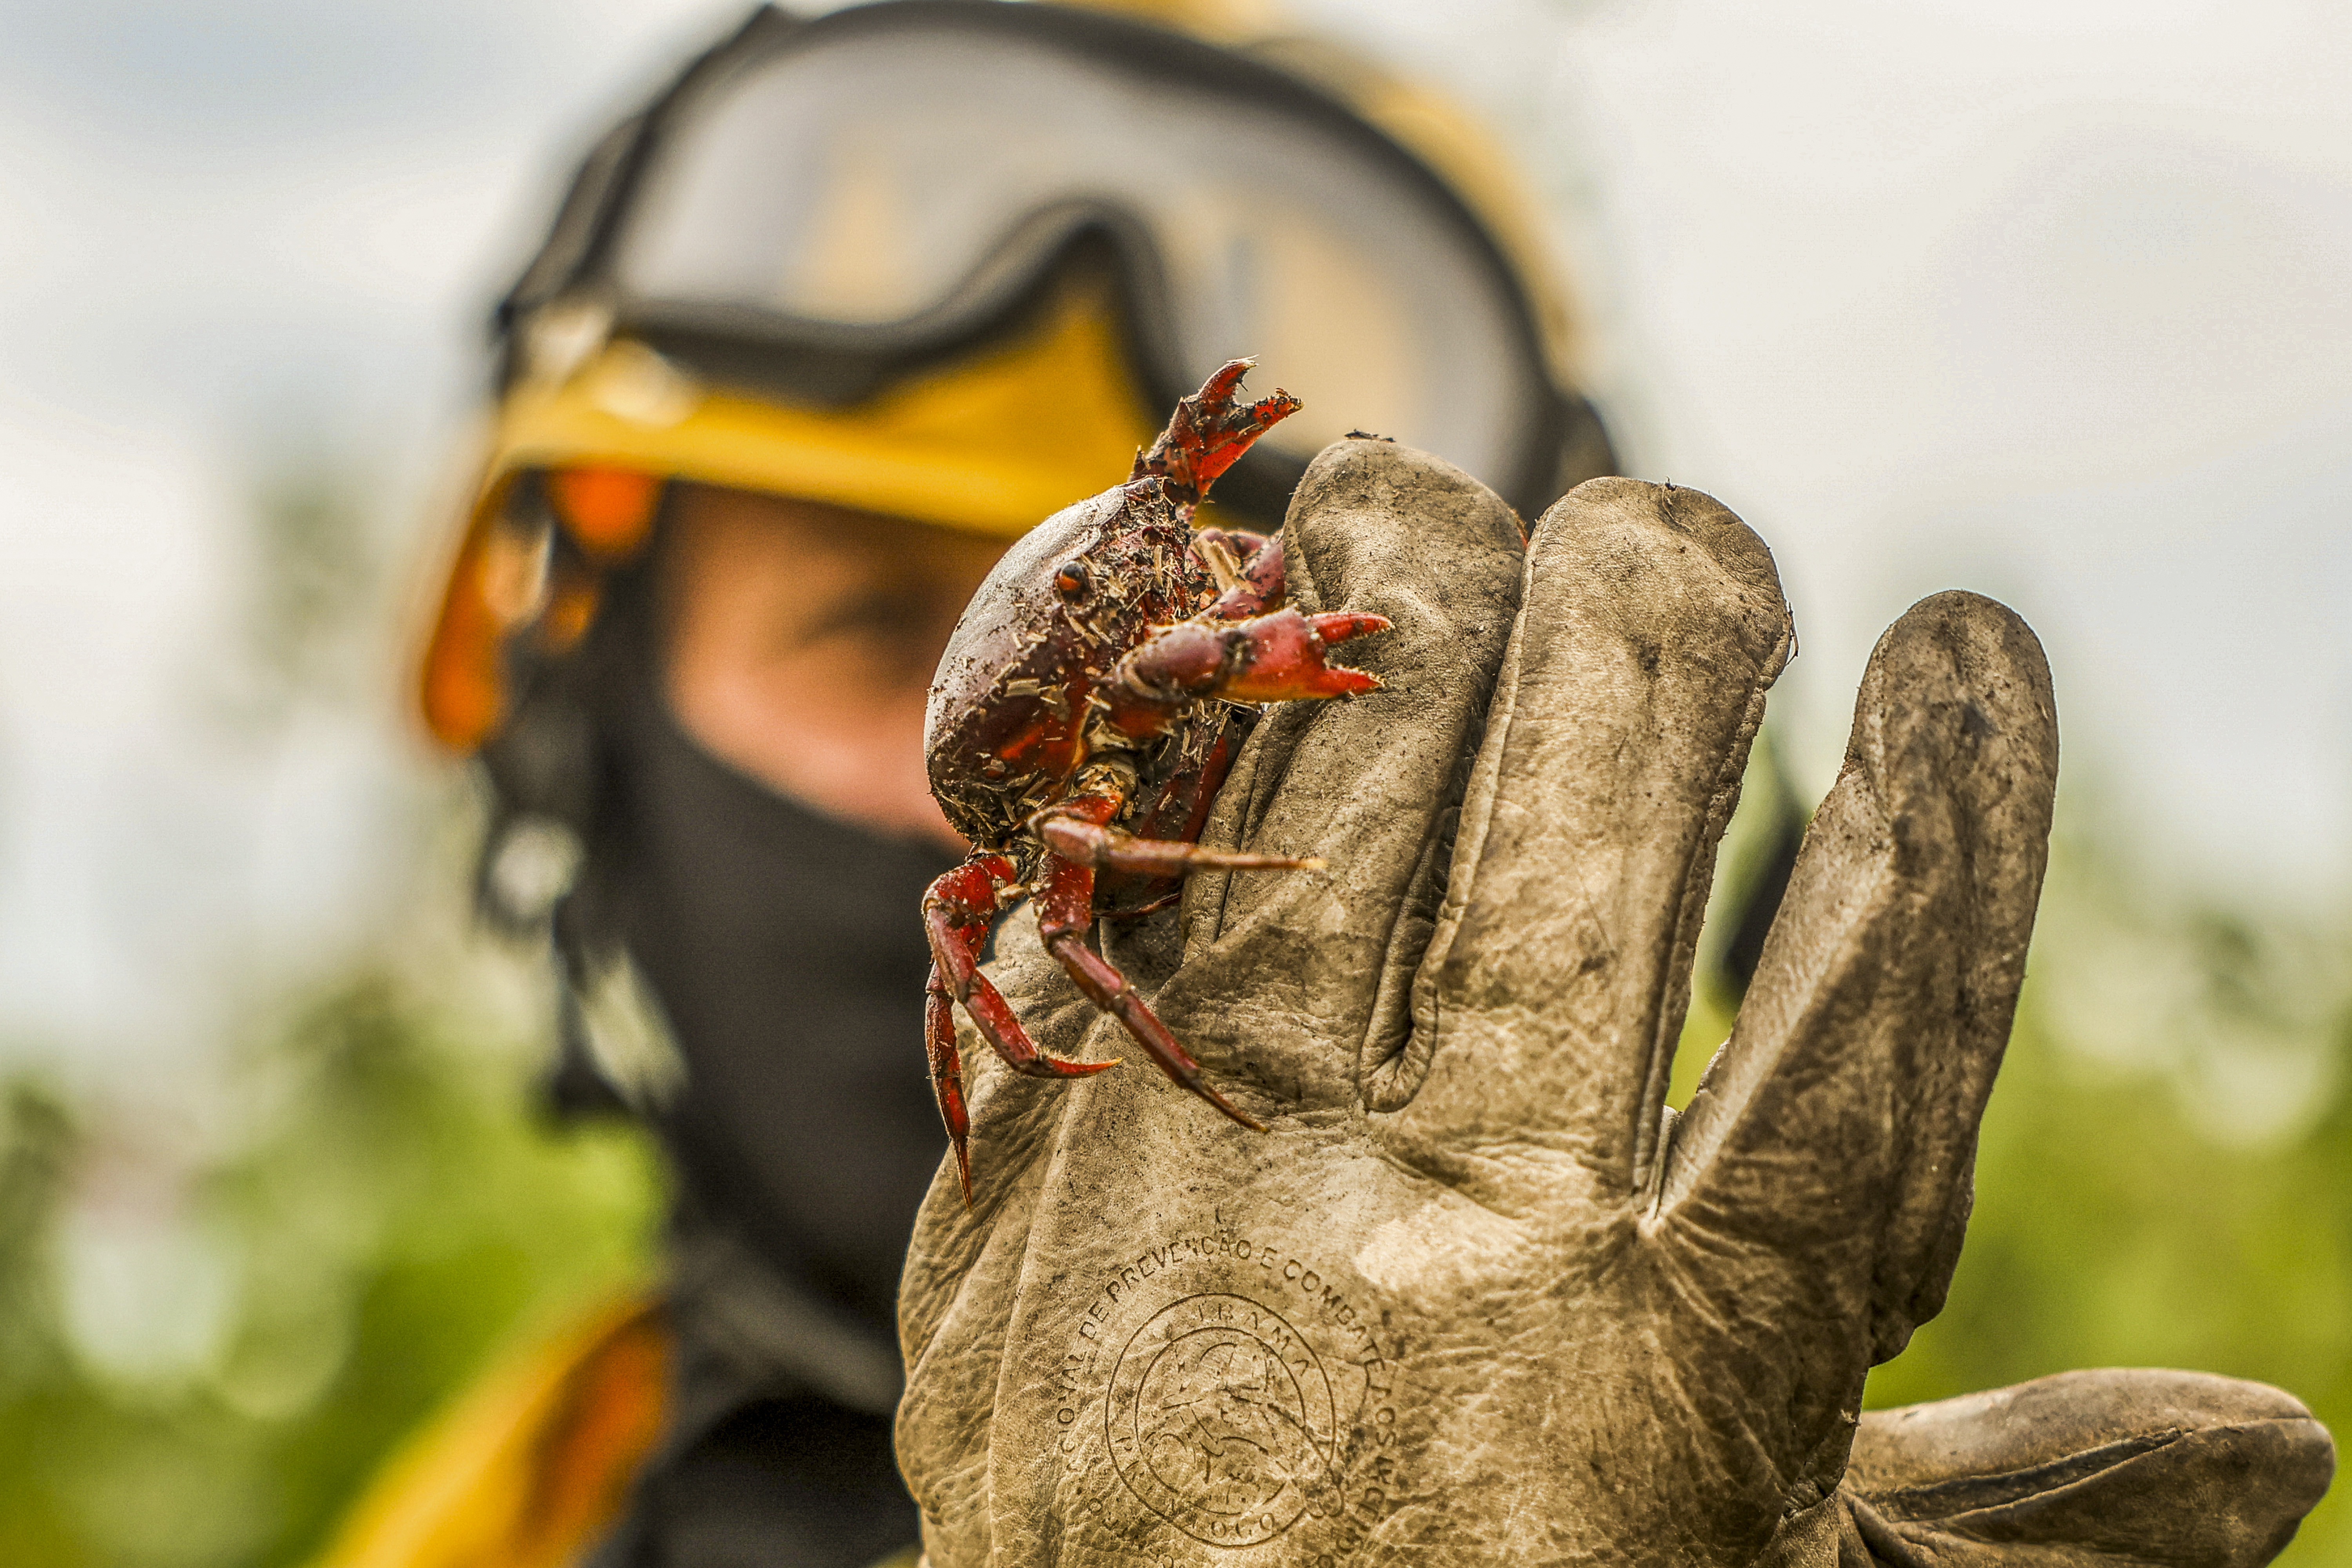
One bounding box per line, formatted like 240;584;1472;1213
795;589;930;648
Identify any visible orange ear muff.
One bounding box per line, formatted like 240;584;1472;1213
419;477;562;751
547;466;662;559
422;512;514;751
421;467;661;753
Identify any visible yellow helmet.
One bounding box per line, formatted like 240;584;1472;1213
420;0;1610;753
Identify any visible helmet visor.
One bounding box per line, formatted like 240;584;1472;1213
593;3;1553;498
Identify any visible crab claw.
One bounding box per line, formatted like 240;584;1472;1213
1117;605;1390;709
1133;359;1301;506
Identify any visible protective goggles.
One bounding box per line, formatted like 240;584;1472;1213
499;0;1604;523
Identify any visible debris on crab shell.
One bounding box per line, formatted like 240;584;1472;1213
917;361;1392;1201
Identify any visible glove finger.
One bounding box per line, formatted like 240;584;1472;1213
1153;438;1525;1114
1657;591;2058;1367
1386;478;1791;1194
1846;1370;2334;1568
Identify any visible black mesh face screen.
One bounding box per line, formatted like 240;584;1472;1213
604;674;956;1336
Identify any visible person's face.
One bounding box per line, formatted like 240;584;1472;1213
659;481;1005;850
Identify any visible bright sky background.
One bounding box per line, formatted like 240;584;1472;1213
2;0;2347;1088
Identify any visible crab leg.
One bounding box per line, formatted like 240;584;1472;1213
1034;768;1319;877
1031;784;1273;1132
1040;825;1312;877
1036;810;1319;878
923;967;973;1201
1031;837;1265;1135
923;852;1114;1199
1192;528;1284;619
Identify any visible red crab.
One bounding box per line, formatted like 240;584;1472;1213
922;361;1390;1198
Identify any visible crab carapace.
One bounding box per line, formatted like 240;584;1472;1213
920;361;1390;1199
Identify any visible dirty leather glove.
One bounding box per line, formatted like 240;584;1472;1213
897;445;2331;1566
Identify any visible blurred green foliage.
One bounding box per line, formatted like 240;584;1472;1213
0;447;662;1567
0;963;663;1568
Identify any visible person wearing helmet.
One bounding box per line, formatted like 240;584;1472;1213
329;5;1615;1568
316;6;2341;1568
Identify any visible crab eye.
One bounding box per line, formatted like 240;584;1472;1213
1053;560;1091;599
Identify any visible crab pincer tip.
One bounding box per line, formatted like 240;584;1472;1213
1016;1054;1120;1080
1310;610;1391;644
1220;1101;1269;1135
1180;1074;1268;1134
